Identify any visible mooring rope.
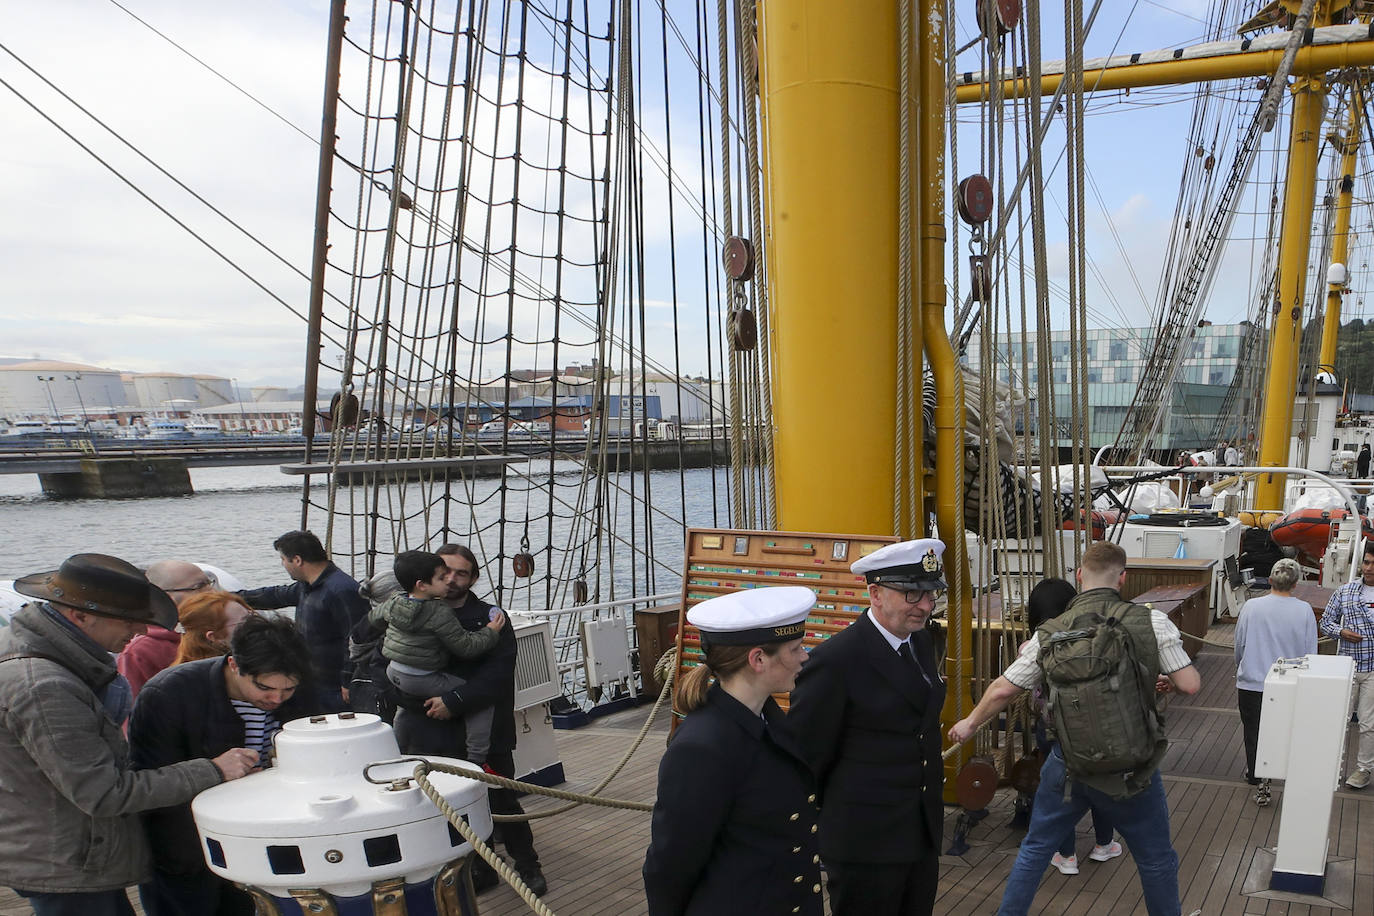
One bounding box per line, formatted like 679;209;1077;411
405;649;677;912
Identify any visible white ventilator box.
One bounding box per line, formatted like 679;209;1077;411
1255;654;1355;894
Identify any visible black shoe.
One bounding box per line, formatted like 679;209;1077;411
471;859;501;894
516;863;548;897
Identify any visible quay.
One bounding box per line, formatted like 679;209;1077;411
0;437;729;498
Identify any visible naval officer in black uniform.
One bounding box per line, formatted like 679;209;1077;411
642;586;822;916
787;538;948;915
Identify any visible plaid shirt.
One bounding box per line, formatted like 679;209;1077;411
1319;581;1374;673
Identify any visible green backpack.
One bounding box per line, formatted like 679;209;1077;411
1036;599;1167;798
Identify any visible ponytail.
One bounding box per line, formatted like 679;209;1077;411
673;642;784;714
675;662;714;714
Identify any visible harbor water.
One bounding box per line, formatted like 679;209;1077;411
0;464;732;607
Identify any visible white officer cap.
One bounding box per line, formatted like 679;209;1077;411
851;538;948;590
687;586;816;647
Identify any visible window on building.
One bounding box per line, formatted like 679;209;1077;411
1116;366;1132;383
1088;368;1102;383
1209;368;1227;385
1109;340;1127;361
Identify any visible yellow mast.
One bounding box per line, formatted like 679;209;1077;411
757;0;969;786
757;0;899;534
1319;87;1361;375
955;35;1374;102
1255;6;1333;509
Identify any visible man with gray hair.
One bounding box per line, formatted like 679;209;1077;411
119;561;217;699
1234;557;1317;805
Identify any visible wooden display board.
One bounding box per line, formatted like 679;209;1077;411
673;527;899;713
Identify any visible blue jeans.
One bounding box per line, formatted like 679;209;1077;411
14;889;135;916
1034;731;1115;857
998;748;1180;916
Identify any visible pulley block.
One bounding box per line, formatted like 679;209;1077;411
956;174;994;225
1009;751;1042;795
723;236;755;281
955;755;999;811
329;391;360;428
975;0;1020;37
573;578;589;604
968;254;992;303
512;551;535;578
728;308;758;351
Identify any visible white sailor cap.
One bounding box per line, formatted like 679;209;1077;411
851;538;948;590
687;586;816;647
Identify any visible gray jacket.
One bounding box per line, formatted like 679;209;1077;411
369;593;499;671
0;604;222;893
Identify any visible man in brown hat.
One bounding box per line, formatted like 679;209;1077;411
0;554;258;916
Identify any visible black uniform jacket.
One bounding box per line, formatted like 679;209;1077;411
643;685;822;916
787;612;945;864
129;656;319;875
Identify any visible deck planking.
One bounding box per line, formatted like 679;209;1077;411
4;622;1372;914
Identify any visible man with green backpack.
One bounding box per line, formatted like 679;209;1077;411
948;542;1202;916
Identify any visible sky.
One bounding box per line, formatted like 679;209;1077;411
2;0;1363;388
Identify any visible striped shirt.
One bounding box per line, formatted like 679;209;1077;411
1319;581;1374;673
1003;608;1193;689
230;700;281;764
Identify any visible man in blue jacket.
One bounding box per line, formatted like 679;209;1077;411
239;530;368;712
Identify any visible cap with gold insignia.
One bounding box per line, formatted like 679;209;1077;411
687;586;816;647
851;538;947;591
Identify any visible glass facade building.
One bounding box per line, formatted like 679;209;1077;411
965;322;1252;451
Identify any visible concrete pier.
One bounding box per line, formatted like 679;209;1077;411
38;457;193;499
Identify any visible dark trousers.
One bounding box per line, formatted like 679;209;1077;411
486;749;539;868
14;889;135;916
393;709;539;868
138;869;254;916
824;855;939;916
1238;688;1264;784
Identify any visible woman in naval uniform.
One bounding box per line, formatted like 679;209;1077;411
642;586;822;916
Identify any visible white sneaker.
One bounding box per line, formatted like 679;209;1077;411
1051;852;1079;875
1347;768;1372;789
1089;841;1123;862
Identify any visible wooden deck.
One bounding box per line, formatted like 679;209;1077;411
477;620;1374;915
3;621;1371;914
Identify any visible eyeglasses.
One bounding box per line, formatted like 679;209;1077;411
887;586;944;604
166;578;214;593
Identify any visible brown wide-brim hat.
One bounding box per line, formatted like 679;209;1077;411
14;553;178;631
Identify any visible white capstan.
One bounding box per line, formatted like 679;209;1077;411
192;712;490;900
